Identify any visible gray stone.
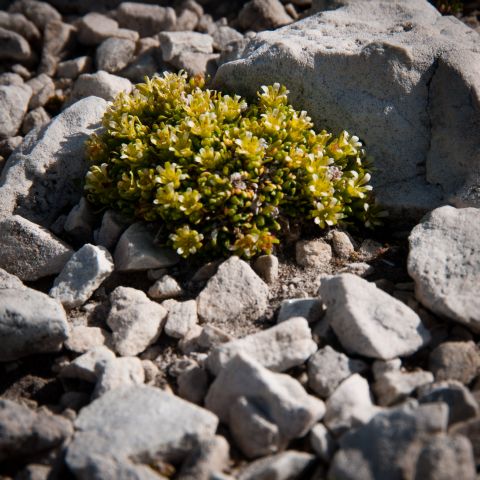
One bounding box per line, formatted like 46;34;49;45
0;215;73;281
277;297;323;323
196;256;269;331
0;267;24;290
324;374;379;436
60;346;115;383
0;287;69;361
338;261;374;277
308;346;368;398
114;222;179;271
0;12;40;43
0;96;107;226
450;418;480;465
148;275;184;300
0;72;24;86
10;63;31;79
65;385;218;478
0;399;72;462
64;197;95;243
49;244;113;309
16;463;52;480
21;107;50;135
414;434;476;480
212;26;243;52
197;324;233;350
65;326;111;353
310;423;336;462
94;209;129;251
408;206;480;331
253;254;279;284
159;31;213;63
107;286;168;356
163;299;198;339
56;56;92;79
175;8;200;32
9;0;61;30
95;37;136;74
205;354;325;446
319;274;431;359
168;51;219;77
296;239;332;268
93;356;145;397
0;27;33;63
238;0;292;32
330;230;355;260
0;84;32;139
329;401;449;480
238;451;316;480
26;74;55;110
118;51;160;83
68;71;131;105
429;341;480;385
417;381;479;426
0;136;23;159
77;13;121;46
115;2;176;37
178;365;209;405
214;0;480;216
39;20;76;76
206;317;317;375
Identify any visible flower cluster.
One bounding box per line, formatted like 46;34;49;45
85;72;380;259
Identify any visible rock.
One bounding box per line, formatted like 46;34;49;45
68;71;131;104
65;385;218;478
253;254;279;284
10;63;31;79
329;401;449;480
21;107;50;135
114;222;179;271
0;399;72;462
214;1;480;215
372;360;433;406
107;286;168;356
60;346;115;382
0;96;107;226
330;230;355;260
0;72;24;86
417;381;479;426
95;37;136;74
0;287;69;361
9;0;61;30
205;354;325;453
408;206;480;331
310;423;336;462
93;356;145;397
308;346;367;399
56;56;92;79
65;326;111;353
64;197;95;244
324;374;379;436
206;317;317;375
0;136;23;159
0;12;40;43
39;20;76;76
178;365;209;405
178;324;203;354
0;27;33;63
148;275;184;300
159;31;213;63
168;51;219;77
94;209;129;250
428;341;480;384
319;274;431;359
450;418;480;465
196;256;269;331
26;74;55;110
197;325;233;350
118;50;160;83
413;434;476;480
115;2;176;37
16;463;52;480
238;451;316;480
163;299;198;339
49;244;114;309
338;262;374;277
212;26;243;51
0;215;73;281
177;435;229;480
0;84;32;139
0;267;24;290
77;12;133;46
277;297;323;323
296;239;332;268
238;0;292;32
175;9;199;32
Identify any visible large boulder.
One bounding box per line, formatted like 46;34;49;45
0;96;107;227
214;0;480;217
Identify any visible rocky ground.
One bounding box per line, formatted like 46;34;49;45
0;0;479;479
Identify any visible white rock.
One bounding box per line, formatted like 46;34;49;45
65;326;111;353
60;346;115;383
0;268;24;290
310;423;336;462
21;106;50;135
0;84;31;139
95;37;136;74
197;324;233;350
50;244;114;309
159;31;213;62
330;230;355;259
26;74;55;110
107;286;168;356
206;317;317;375
338;262;374;277
277;297;323;323
94;209;129;251
253;254;279;284
77;13;121;46
237;0;293;32
319;274;431;359
0;27;32;63
163;299;198;339
148;275;184;300
177;365;209;405
296;239;332;268
56;56;92;79
64;197;95;244
408;206;480;332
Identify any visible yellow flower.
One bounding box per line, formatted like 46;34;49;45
179;188;203;216
170;225;204;257
258;83;289;109
156;162;187;188
234;131;266;159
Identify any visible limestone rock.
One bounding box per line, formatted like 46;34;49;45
277;297;323;323
21;106;50;135
93;357;145;397
253;254;279;284
26;74;55;110
95;37;136;74
0;268;24;290
0;84;32;139
39;20;76;76
0;27;33;63
163;299;198;339
0;12;40;43
60;346;115;383
65;326;111;353
148;275;184;300
56;56;92;79
238;0;292;32
310;423;336;462
296;239;332;268
9;0;62;30
159;31;213;62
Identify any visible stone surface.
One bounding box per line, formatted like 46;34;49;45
0;287;69;361
95;37;136;73
39;20;76;76
0;267;24;290
450;418;480;465
94;209;129;251
296;239;332;268
310;423;336;462
60;346;115;383
214;0;480;215
308;346;367;398
77;12;121;46
9;0;62;30
107;286;168;356
0;215;73;281
50;244;114;309
0;84;32;139
330;230;356;260
65;386;218;478
177;365;209;405
65;326;111;353
0;399;72;462
159;31;214;62
277;297;323;323
0;11;40;43
253;254;279;284
0;27;33;63
197;325;233;350
115;2;176;37
148;275;184;300
64;197;95;244
207;317;317;375
212;26;243;51
238;0;292;32
0;96;107;226
197;256;269;331
26;74;55;110
114;222;179;271
21;107;50;135
428;341;480;385
0;72;24;86
56;56;92;79
329;401;449;480
0;136;22;160
168;51;219;77
408;206;480;331
319;274;431;359
163;299;198;339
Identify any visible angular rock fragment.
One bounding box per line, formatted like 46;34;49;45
163;299;198;339
21;106;50;135
0;27;33;63
253;254;279;284
9;0;62;30
159;31;213;62
310;423;336;462
238;0;292;32
56;56;92;79
148;275;184;300
39;20;76;76
0;84;32;139
0;11;40;43
277;297;323;323
65;325;111;353
60;346;115;383
95;37;136;73
26;74;55;109
68;71;131;104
